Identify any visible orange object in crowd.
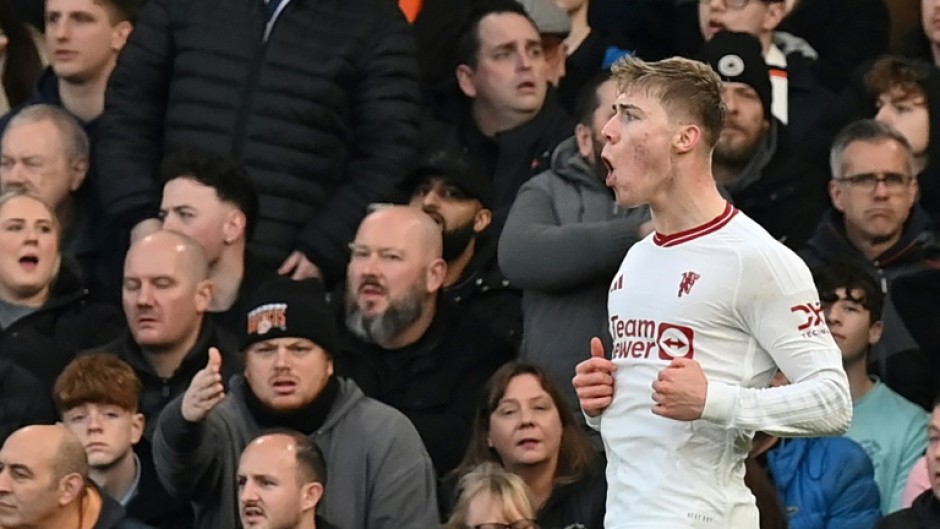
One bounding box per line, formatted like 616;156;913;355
399;0;424;22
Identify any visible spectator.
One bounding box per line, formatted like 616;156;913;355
801;119;940;409
95;230;238;439
153;276;438;529
0;190;122;392
0;424;152;529
53;354;193;529
435;0;573;223
448;362;605;529
516;0;571;87
753;430;883;529
697;30;828;247
697;0;834;140
404;149;522;349
814;263;928;514
159;149;275;350
0;0;139;301
866;56;940;225
0;104;121;293
340;206;513;475
238;431;336;529
0;357;54;446
552;0;630;113
876;398;940;528
444;462;538;529
96;0;421;288
2;0;135;124
498;74;647;418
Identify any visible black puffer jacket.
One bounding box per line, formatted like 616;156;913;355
0;259;124;391
97;0;421;285
0;357;55;446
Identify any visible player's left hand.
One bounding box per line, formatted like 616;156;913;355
651;357;707;421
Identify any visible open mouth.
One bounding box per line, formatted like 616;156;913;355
516;437;541;449
517;80;536;92
272;379;297;394
242;505;264;522
18;254;38;270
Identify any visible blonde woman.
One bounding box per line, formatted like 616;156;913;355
445;463;539;529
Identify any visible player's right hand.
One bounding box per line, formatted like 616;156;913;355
572;337;617;417
182;347;226;422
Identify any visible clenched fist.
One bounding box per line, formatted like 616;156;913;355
182;347;226;422
572;338;617;417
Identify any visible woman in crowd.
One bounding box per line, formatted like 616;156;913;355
444;463;538;529
0;191;122;390
448;362;606;529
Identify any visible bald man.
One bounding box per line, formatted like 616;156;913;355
93;230;240;439
238;432;331;529
0;425;151;529
338;206;514;476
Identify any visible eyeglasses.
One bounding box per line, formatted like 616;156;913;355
833;172;913;191
699;0;782;9
461;520;538;529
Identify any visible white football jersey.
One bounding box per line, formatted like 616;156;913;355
593;204;850;529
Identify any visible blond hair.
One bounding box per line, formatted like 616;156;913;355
444;463;537;529
610;55;726;148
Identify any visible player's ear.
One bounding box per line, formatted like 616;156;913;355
673;123;702;154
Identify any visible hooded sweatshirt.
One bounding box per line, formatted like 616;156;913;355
498;136;648;417
152;376;438;529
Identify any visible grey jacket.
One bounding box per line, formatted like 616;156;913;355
152;376;438;529
498;136;648;415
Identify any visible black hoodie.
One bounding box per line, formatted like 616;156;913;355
876;489;940;529
0;257;124;391
801;206;940;408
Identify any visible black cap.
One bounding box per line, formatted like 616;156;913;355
697;30;772;121
240;277;340;355
402;149;494;209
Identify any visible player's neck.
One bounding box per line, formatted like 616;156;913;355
649;171;727;236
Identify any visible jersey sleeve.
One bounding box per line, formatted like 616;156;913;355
700;246;852;436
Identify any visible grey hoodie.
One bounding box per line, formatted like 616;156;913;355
498;136;649;416
152;376;438;529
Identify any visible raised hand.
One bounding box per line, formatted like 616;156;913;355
181;347;226;422
572;337;617;417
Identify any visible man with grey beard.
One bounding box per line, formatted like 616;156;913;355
337;206;514;477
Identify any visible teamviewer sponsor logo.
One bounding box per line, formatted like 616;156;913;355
657;322;694;360
610;315;695;360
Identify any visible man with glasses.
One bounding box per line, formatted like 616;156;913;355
802;119;940;410
697;0;834;141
